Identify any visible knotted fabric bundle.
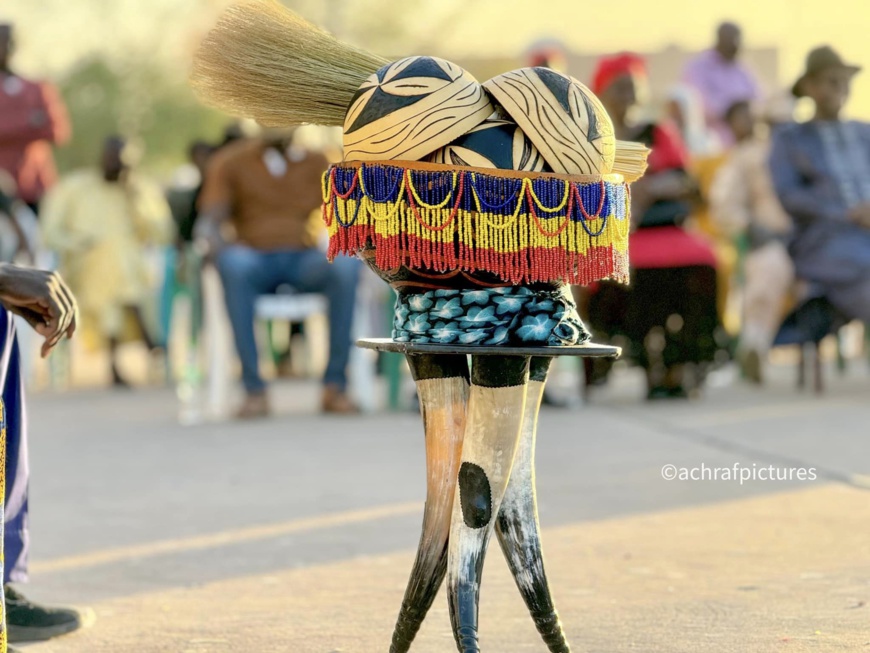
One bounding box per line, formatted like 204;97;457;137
392;286;589;346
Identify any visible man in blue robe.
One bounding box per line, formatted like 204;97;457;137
770;46;870;322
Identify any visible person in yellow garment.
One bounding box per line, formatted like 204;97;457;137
0;262;79;653
41;136;173;386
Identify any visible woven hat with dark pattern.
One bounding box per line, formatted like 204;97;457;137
427;114;550;172
342;56;493;162
484;67;616;176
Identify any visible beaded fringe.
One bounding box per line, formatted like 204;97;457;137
322;162;631;286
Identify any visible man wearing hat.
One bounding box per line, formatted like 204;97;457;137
770;46;870;323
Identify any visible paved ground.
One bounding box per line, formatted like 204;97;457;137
13;358;870;652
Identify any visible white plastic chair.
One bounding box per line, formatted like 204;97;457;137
197;272;377;420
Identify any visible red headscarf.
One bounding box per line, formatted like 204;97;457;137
591;52;647;96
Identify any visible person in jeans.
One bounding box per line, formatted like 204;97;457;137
197;130;360;418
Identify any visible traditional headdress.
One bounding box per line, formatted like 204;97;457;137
192;0;648;348
193;9;649;652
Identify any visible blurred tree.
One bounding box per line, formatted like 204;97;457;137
54;57;226;177
54;59;122;173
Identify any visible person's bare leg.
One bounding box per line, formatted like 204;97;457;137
127;305;158;351
108;337;129;388
740;243;794;383
663;364;685;392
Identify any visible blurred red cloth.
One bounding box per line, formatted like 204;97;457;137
645;121;689;171
629;225;717;269
0;75;70;204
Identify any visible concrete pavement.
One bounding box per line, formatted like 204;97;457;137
14;359;870;652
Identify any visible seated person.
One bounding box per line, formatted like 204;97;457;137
196;128;360;417
711;100;794;383
586;53;722;400
770;46;870;325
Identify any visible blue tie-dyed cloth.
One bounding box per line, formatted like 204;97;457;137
392;286;590;346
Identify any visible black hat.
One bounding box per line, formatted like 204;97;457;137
792;45;861;97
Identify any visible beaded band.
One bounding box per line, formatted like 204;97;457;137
322;160;631;286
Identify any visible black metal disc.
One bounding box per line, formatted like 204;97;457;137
357;338;620;358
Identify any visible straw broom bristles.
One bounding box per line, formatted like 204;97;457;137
191;0;389;127
611;140;650;183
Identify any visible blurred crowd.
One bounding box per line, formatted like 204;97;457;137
581;24;870;399
1;19;869;420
